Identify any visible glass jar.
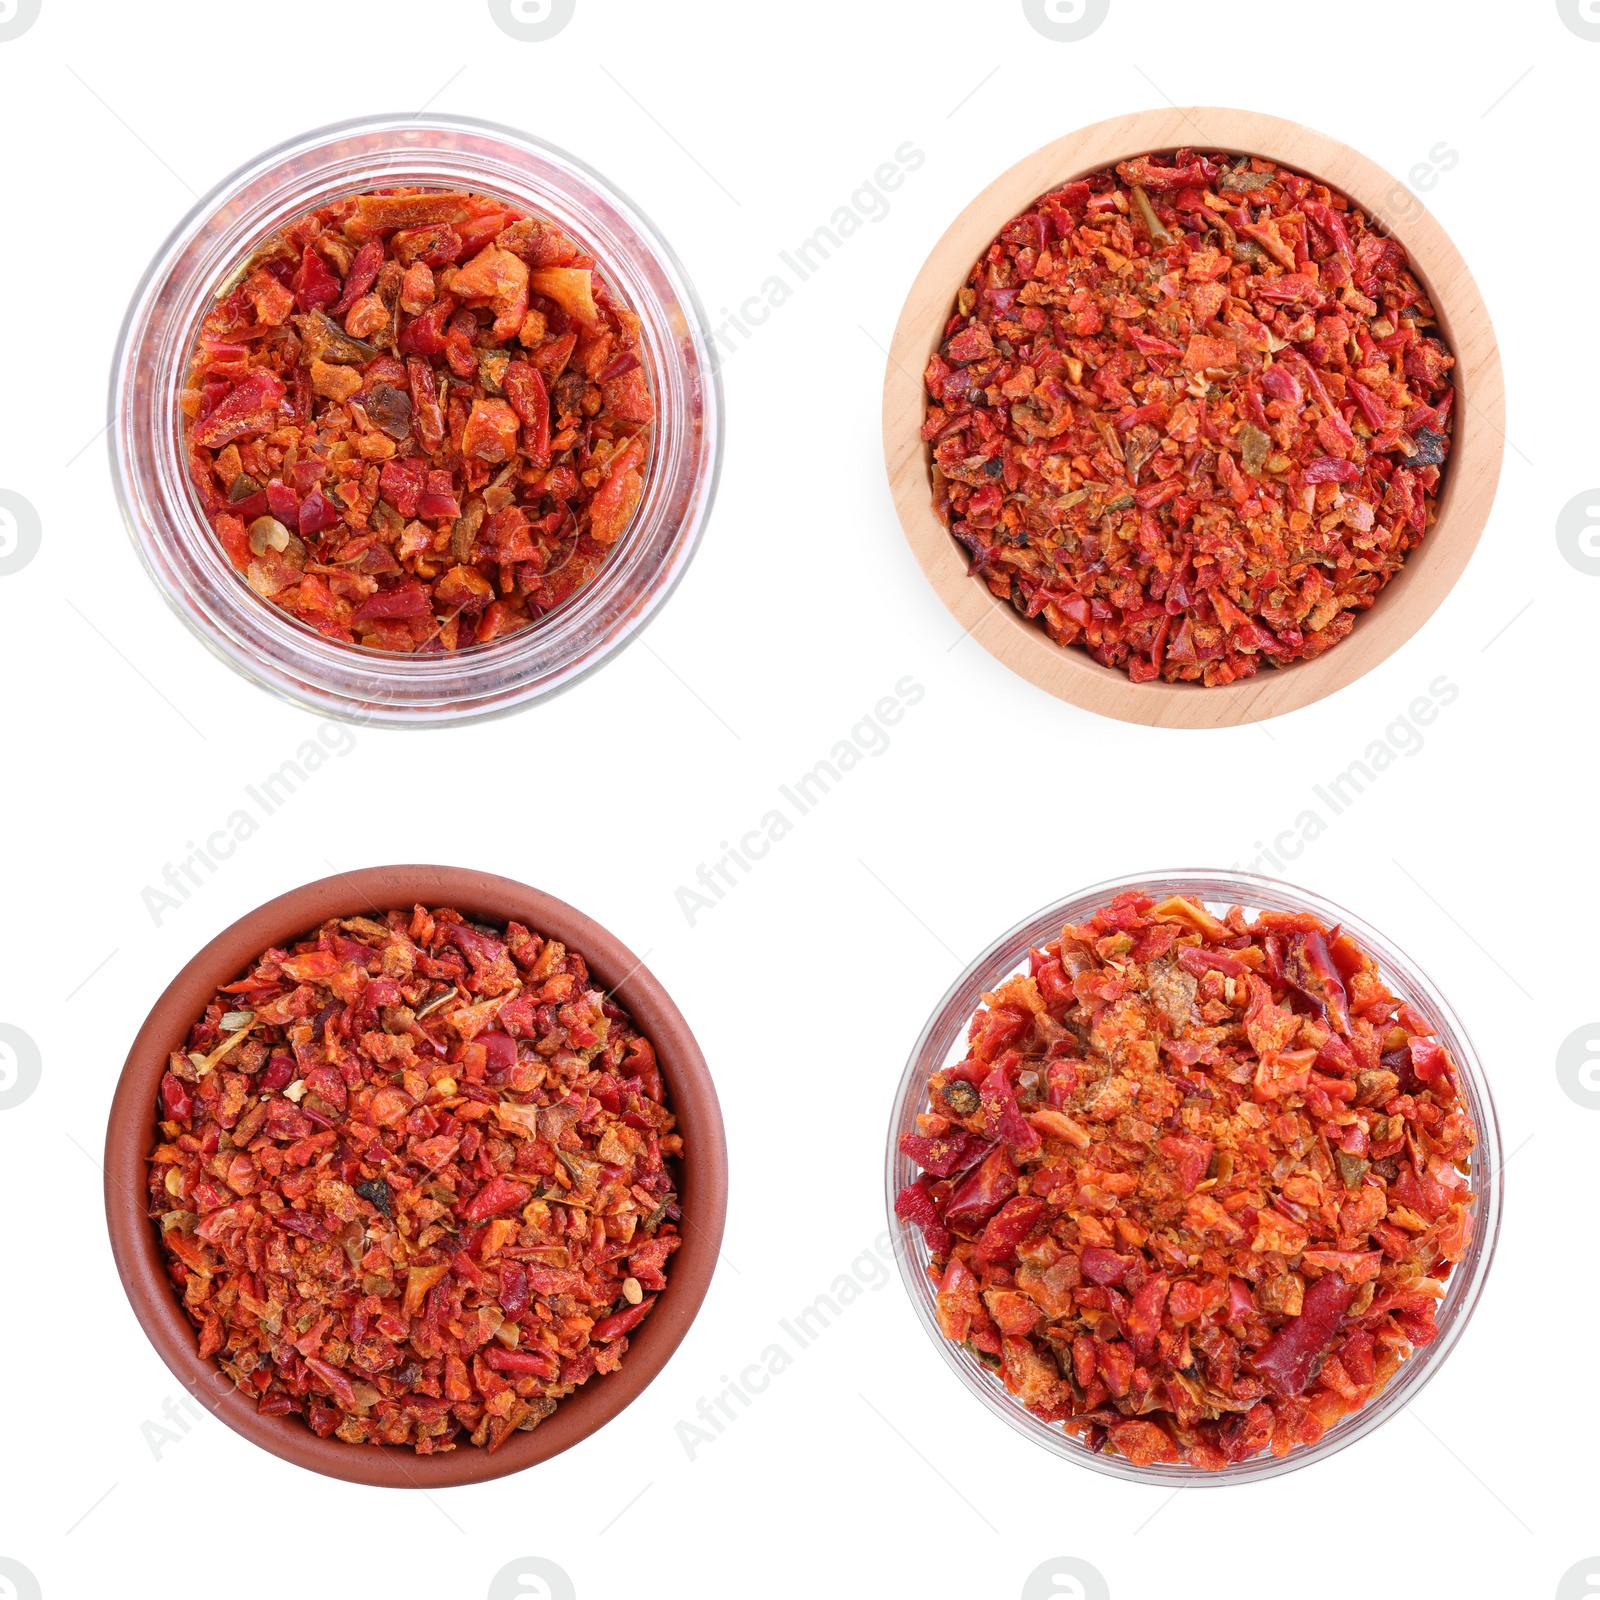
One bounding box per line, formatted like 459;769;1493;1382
111;113;721;726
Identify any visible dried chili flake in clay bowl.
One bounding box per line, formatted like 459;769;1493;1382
886;873;1501;1483
883;109;1503;728
106;867;727;1487
113;115;721;726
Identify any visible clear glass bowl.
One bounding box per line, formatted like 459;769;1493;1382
884;869;1503;1485
110;113;721;726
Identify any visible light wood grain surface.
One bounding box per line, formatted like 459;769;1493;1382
882;107;1504;729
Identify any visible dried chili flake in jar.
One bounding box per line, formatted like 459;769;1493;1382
894;891;1478;1470
924;153;1456;685
183;189;655;652
149;906;681;1454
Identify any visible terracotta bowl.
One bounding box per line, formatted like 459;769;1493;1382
882;107;1504;728
104;865;727;1488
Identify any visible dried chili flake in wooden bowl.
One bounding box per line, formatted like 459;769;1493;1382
183;189;654;652
894;891;1478;1471
149;905;681;1454
923;152;1456;685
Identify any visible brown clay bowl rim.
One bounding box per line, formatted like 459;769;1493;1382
104;864;728;1488
882;106;1506;728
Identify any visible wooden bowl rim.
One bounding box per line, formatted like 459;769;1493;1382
882;106;1504;728
104;864;728;1488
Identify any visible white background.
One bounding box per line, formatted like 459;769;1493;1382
0;2;1594;1597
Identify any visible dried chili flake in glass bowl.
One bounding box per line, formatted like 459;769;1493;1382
149;905;681;1455
892;888;1481;1473
184;188;654;653
923;151;1456;685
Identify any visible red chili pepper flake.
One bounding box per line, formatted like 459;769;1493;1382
923;152;1456;685
149;905;681;1454
183;189;655;653
895;891;1478;1470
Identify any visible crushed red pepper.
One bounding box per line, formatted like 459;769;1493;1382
895;891;1477;1470
923;152;1456;685
183;188;654;652
149;905;681;1454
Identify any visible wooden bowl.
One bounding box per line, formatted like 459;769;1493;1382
882;107;1504;728
104;865;728;1488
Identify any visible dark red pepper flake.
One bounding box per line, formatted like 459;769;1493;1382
924;152;1456;686
896;890;1477;1470
183;189;655;654
149;904;681;1455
